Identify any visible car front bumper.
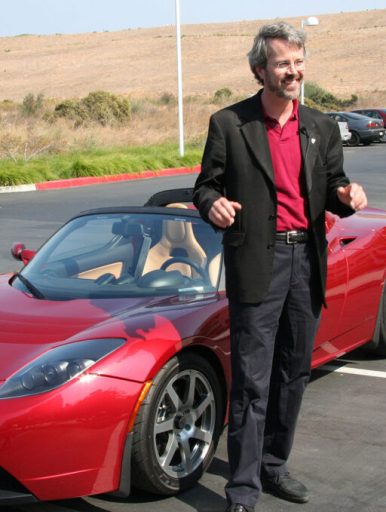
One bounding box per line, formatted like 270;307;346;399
0;374;143;502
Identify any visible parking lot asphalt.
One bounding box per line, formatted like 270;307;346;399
4;145;386;512
9;352;386;512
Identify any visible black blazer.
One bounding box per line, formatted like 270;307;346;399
193;92;354;303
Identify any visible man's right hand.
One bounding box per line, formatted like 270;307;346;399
208;197;242;229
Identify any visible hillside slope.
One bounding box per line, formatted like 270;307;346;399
1;9;385;105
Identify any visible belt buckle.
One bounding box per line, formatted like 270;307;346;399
286;230;298;244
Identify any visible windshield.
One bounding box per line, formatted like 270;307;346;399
14;212;223;300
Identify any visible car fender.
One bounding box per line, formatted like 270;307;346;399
83;298;229;384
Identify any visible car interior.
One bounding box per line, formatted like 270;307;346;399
16;205;223;299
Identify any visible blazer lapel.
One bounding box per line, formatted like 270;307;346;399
238;94;275;183
299;107;319;194
240;120;275;183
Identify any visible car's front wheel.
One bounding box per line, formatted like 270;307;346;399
131;352;225;495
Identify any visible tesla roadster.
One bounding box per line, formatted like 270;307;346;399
0;188;385;505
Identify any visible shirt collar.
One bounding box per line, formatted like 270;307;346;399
263;99;299;125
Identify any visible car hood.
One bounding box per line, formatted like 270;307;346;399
0;274;198;380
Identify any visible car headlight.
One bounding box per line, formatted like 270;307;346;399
0;338;125;399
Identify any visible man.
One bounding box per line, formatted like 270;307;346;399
193;22;367;512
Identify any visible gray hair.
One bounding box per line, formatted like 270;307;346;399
247;22;306;84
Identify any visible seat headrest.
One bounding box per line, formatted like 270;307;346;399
112;221;144;238
166;203;188;209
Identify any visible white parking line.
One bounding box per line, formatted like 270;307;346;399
321;365;386;379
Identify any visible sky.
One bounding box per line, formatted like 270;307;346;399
1;0;386;37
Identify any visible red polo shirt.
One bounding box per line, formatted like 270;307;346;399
264;100;309;231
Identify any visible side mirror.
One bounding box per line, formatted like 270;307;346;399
11;243;36;265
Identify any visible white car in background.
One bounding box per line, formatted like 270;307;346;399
325;112;351;143
337;120;352;144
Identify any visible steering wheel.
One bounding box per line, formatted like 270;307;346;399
160;257;208;280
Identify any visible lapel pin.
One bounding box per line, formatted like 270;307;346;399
311;138;316;144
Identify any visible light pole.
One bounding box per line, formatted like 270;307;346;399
300;16;319;105
175;0;184;157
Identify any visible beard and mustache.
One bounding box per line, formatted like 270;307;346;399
265;71;303;101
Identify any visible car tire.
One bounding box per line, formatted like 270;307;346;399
347;131;360;146
365;285;386;356
131;352;225;495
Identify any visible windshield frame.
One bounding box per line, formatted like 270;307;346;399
14;207;224;301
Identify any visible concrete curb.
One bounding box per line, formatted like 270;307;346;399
0;165;201;194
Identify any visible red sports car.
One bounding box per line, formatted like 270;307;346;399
0;188;385;505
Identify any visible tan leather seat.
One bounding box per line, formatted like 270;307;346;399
208;252;222;286
142;203;206;278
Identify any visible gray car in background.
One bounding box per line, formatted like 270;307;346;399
326;112;384;146
352;108;386;141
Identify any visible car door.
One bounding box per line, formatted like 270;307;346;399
314;212;349;350
316;212;386;361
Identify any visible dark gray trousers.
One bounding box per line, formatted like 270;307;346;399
225;240;322;508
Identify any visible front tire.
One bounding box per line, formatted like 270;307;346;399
131;352;224;495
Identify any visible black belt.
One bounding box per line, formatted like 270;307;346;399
276;230;309;244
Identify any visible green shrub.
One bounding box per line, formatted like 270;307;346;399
305;82;358;111
304;97;322;111
130;99;145;114
21;93;44;116
81;91;131;125
159;92;176;105
54;99;86;126
54;91;132;126
212;87;233;104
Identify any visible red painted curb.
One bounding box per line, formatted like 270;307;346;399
35;165;201;191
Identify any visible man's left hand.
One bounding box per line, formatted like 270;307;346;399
337;183;367;211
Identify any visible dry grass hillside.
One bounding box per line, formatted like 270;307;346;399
0;9;385;160
1;9;386;106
